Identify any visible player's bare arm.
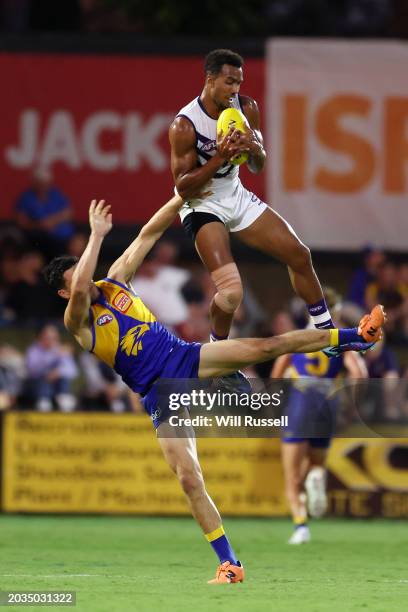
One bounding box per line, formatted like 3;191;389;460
169;116;241;200
239;96;266;174
107;194;184;284
64;199;112;349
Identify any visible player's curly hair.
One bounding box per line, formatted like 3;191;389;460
204;49;244;75
43;255;79;290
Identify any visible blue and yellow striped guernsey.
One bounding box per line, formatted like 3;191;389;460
289;350;344;380
89;278;180;395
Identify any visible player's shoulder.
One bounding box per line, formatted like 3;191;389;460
170;114;196;133
169;106;197;144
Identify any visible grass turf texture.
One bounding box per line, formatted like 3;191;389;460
0;516;406;612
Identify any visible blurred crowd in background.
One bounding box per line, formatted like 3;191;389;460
1;0;408;38
0;166;407;419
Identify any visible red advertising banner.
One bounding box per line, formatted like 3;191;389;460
0;53;264;222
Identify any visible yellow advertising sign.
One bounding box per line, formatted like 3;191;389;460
3;413;407;517
327;437;408;518
2;412;286;516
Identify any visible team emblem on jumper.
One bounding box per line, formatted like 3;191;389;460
96;314;113;326
113;290;132;313
120;324;150;357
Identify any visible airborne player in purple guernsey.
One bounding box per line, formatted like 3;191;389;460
169;49;373;377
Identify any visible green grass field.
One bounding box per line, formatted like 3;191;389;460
0;515;406;611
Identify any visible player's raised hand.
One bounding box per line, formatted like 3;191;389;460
89;199;113;237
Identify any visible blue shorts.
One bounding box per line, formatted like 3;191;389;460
142;341;201;428
283;436;331;449
282;385;336;449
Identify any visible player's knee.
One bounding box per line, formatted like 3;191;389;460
286;471;303;496
178;465;204;496
214;285;243;314
211;263;243;314
290;241;312;272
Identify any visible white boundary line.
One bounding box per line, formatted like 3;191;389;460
0;575;407;583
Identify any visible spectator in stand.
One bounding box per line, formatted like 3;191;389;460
398;263;408;339
347;246;386;308
0;252;19;327
0;344;25;410
15;166;75;258
79;352;130;412
5;250;64;325
255;309;296;378
175;272;210;342
399;263;408;294
66;231;88;258
365;261;408;344
25;324;78;412
130;239;191;331
364;334;401;420
176;302;211;343
365;336;400;379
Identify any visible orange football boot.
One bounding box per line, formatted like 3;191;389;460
358;304;386;342
208;561;244;584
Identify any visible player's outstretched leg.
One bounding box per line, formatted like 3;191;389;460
198;305;385;378
157;423;244;584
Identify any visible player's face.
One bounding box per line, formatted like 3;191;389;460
58;265;98;302
58;265;77;300
209;65;243;110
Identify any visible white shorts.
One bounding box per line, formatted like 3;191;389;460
179;183;268;233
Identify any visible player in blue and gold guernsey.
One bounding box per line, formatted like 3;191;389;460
272;288;369;545
44;198;384;584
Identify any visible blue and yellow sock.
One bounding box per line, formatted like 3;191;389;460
308;298;334;329
329;328;362;346
205;525;238;564
294;515;308;530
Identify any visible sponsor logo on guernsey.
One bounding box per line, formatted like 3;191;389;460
97;314;113;326
113;290;132;313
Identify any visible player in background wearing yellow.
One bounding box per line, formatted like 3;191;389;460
44;197;384;583
169;49;371;362
271;289;368;544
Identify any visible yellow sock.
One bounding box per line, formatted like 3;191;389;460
329;329;339;346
